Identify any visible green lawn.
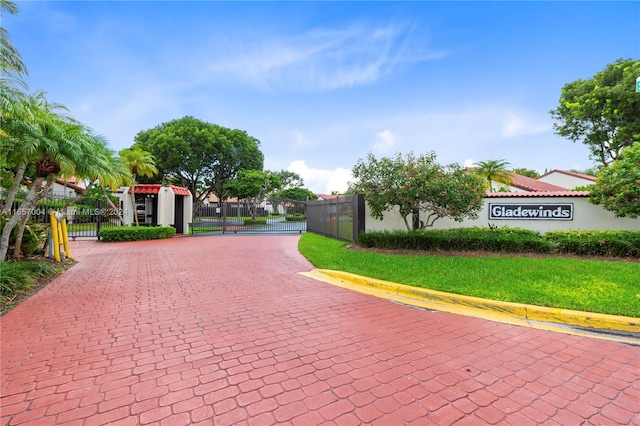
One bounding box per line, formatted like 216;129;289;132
298;233;640;318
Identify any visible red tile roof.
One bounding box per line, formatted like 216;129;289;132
510;174;568;192
127;185;190;196
486;191;590;197
170;186;191;196
129;184;161;194
538;169;596;182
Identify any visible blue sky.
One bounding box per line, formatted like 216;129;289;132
6;1;639;193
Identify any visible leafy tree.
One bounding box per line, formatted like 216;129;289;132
119;148;158;226
267;170;304;189
133;116;263;210
277;187;317;201
1;0;28;77
588;143;640;218
473;159;513;191
351;152;486;231
550;58;640;167
226;170;281;219
569;167;601;177
1;96;117;259
511;168;540;178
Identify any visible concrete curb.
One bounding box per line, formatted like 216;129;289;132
300;269;640;345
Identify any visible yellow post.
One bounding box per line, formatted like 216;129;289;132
60;218;71;259
50;210;60;261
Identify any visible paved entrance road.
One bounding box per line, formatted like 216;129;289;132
2;236;638;425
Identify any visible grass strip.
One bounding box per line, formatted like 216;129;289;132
298;233;640;318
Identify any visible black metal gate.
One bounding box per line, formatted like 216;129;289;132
189;198;307;235
4;194;122;239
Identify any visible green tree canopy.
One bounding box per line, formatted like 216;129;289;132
226;170;281;219
351;151;486;231
510;168;539;178
588;143;640;218
133;116;263;208
276;187;318;201
550;58;640;167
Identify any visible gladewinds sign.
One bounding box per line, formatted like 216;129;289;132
489;203;574;220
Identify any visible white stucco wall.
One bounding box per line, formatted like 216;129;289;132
365;196;639;233
157;188;175;226
537;173;595;190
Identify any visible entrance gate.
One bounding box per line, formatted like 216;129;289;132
5;195;123;239
189;198;307;235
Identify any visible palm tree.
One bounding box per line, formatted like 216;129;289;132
473;159;514;192
0;94;94;259
1;0;28;77
119;148;157;226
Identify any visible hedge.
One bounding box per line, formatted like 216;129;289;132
357;227;640;258
99;226;176;242
545;230;640;258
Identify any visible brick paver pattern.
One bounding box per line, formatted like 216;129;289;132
1;236;638;425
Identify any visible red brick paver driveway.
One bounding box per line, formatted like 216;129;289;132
2;236;639;425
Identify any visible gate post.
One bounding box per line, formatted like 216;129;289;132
96;199;102;239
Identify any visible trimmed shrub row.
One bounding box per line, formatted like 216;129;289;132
99;226;176;242
358;227;640;258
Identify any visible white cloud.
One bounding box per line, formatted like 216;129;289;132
463;158;476;168
373;129;398;153
288;160;352;195
206;22;446;92
501;112;551;138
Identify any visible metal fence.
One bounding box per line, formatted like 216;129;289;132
189;198;308;235
306;194;365;244
3;193;123;239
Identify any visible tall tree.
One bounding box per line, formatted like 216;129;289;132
133;116;263;211
550;58;640;167
351;151;486;231
119;148;157;226
588;143;640;218
473;159;513;191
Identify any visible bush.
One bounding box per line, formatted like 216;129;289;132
1;260;65;307
357;227;640;258
99;226;176;242
244;218;267;226
544;230;640;257
0;220;48;257
359;227;552;254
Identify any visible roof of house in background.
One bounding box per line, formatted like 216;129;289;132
509;174;569;192
486;190;590;197
54;178;85;193
208;193;240;203
316;194;341;200
538;169;596;182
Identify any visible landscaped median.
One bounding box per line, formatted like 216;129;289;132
298;232;640;343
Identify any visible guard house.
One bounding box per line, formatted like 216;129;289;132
118;185;193;233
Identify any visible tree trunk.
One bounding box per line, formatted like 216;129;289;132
12;176;55;259
0;176;46;260
131;172;138;226
101;185;123;226
1;165;25;215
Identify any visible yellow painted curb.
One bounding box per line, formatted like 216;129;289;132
299;269;640;344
